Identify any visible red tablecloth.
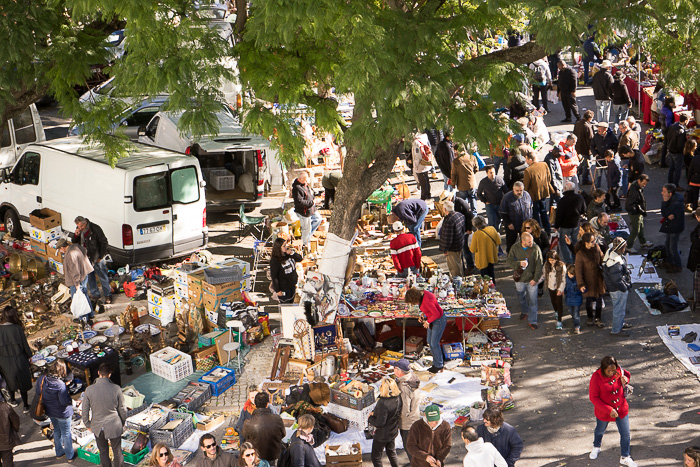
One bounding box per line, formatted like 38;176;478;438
641;86;653;124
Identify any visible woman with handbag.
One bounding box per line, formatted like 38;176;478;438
269;237;303;304
148;443;183;467
470;215;501;282
368;378;403;467
574;233;607;328
0;307;32;412
40;359;76;461
588;356;637;467
404;288;447;373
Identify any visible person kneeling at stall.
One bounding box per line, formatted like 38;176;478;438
390;222;422;278
406;404;451;467
404;289;446;374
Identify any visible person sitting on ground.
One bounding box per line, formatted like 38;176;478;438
389;222;421;278
476;407;524;467
461;425;507;467
406;405;451;467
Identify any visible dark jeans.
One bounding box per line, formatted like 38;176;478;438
586;296;602;321
371;438;399;467
456;189;478;217
666;232;682;267
579;156;592;184
480;264;496;283
607;187;620;209
88;259;112;300
690;185;700;209
416;172;431;200
505;227;519;252
549;289;564;321
561;92;580;120
668;152;685;185
532;84;549;111
400;429;412;462
323;187;336;209
0;450;13;467
95;431;123;467
532;199;551;233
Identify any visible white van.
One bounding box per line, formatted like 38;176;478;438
0;136;208;265
138;108;271;205
0;104;46;169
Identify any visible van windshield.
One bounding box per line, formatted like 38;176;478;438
134;166;200;211
170;108;241;136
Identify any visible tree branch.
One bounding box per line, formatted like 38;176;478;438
1;83;49;130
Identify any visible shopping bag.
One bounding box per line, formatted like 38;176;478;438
474;151;486;170
70;288;92;318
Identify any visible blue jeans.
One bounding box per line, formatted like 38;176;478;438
442;174;453;192
558;226;579;265
50;416;74;460
457;190;478;216
426;314;447;368
619;167;629;196
609;290;629;333
69;277;95;319
485;204;501;232
515;281;538;324
666;232;682;267
612;104;630;124
300;212;322;245
569;305;581;328
88;259;112;299
407;209;429;247
668;152;685;185
594;414;631;458
532;199;551;233
492;156;504;176
594;163;606;190
595;100;612;123
396;267;419;278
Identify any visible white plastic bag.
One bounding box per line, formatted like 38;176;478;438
435;219;444;240
160;301;175;326
70;288;92;318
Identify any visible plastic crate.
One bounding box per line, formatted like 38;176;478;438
325;402;376;431
198;366;236;397
150;347;193;382
209;169;236;191
71;424;95;446
124;447;149;465
330;387;376;410
171;382;212;411
77;444;101;465
125;405;168;432
123;386;146;410
125;402;148;419
149;411;195;448
203;266;244;285
442;342;465;360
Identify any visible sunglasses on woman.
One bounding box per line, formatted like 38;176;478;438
159;451;169;458
244;451;256;458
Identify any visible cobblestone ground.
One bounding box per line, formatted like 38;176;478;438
203;330;275;416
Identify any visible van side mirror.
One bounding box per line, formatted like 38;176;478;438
138;126;147;136
1;168;10;183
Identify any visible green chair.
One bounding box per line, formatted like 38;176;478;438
238;203;266;241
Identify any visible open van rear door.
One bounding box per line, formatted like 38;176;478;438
127;167;173;256
168;160;207;255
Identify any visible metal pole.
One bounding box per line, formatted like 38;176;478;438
638;48;642;115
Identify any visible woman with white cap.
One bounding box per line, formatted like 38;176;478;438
602;237;633;337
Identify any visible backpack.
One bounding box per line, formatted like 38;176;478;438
277;439;303;467
534;65;545;83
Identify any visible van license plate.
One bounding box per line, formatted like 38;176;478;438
140;225;166;235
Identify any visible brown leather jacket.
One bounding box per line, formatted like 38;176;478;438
241;407;286;462
0;402;20;451
523;161;553;201
405;419;452;467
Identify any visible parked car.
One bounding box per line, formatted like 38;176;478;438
0;136;208;265
0;104;46;169
138;108;270;204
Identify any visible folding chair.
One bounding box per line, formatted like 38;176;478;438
238;203;266;241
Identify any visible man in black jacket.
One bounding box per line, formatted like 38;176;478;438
553;182;586;264
557;60;580;123
625;174;652;253
619;145;645;195
591;60;614;123
666;113;688;187
434;133;455;193
292;171;322;248
590;122;618;190
72;216;112;304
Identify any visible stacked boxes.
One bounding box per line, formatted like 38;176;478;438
29;208;62;261
147;288;175;320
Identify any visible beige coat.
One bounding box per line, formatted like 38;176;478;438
63;244;94;288
618;129;639;150
523;161;553;201
451;154;478;191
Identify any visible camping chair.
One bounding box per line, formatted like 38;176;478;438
223;319;245;371
238;203;266;241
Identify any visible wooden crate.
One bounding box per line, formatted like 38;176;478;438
325;443;362;467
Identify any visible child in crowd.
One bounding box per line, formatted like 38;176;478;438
587;188;607;220
605;149;622;210
564;264;584;334
543;250;566;329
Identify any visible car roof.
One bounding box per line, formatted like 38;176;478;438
31;136;194;170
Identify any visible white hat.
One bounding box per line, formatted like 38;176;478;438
438;190;454;203
392;221;404;232
601;60;612;68
597;121;609;128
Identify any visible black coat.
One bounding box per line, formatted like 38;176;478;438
0;324;32;393
0;402;20;451
592;70;613;100
558;67;577;94
661;193;685;234
553;191;586;229
70;220;108;264
504;153;527;188
292;179;317;217
625;181;647;216
627;150;645;183
666;122;687;154
289;432;322;467
611;80;632;106
434;139;454;177
591;130;618;159
688;155;700;186
368;395;402;443
688;223;700;271
270;252;302;294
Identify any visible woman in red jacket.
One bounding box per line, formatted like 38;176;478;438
405;288;446;374
588;356;637;467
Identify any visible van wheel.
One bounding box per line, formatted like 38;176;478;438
4;210;22;239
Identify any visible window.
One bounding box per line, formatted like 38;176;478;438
171;167;200;204
1;123;10;148
134;172;169;211
12;108;37;145
125;107;159;127
144;116;159;139
11;152;40;185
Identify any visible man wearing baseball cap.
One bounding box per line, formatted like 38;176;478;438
390;359;421;462
592;59;614;123
389;222;422;278
405;404;451;467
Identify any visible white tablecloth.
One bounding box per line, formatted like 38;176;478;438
656;324;700;378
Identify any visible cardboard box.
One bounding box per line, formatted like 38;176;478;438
29;208;61;230
479;318;500;332
48;258;64;274
187;271;206;307
201;281;241;297
30;239;48;257
203;289;242;312
148;298;174;320
325;443;362;466
175;262;206;285
29;226;62;243
147;289;175;307
196;413;225;431
47;245;64;262
174;281;188;299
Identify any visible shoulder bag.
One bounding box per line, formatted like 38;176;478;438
30;376;47;421
618;366;634;398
